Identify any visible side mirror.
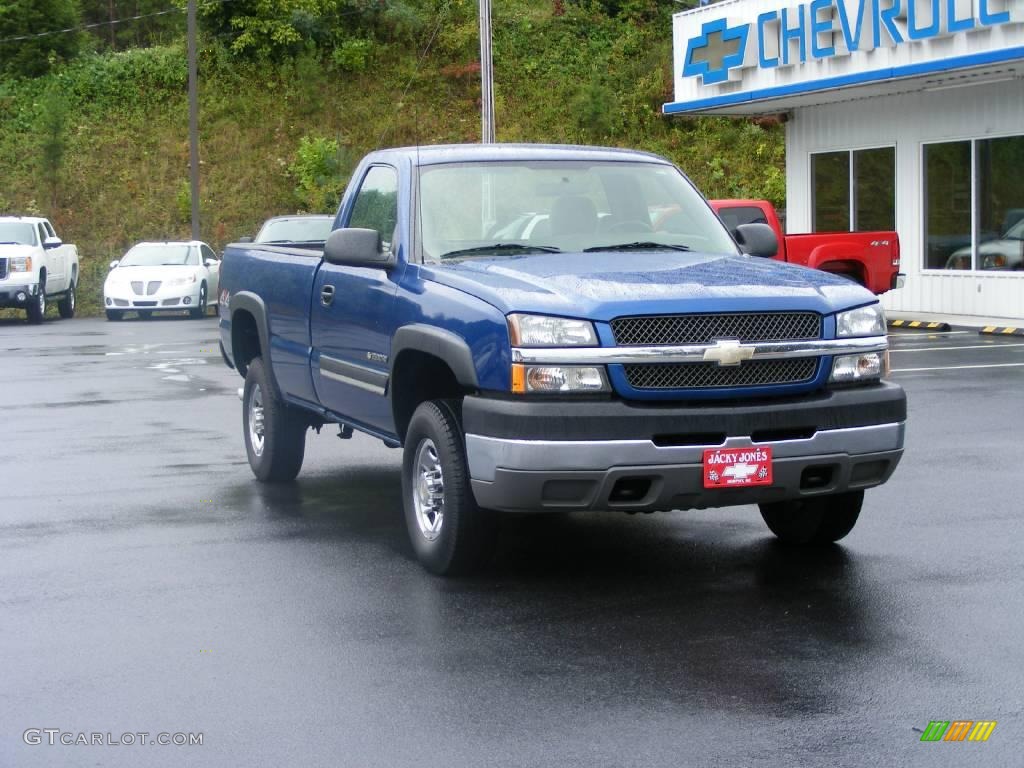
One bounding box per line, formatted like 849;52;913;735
237;235;253;243
204;259;219;268
735;223;778;258
109;260;120;269
324;228;392;268
43;236;62;249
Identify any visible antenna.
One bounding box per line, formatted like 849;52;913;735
377;6;448;149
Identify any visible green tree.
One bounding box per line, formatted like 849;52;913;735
289;135;350;212
0;0;82;78
37;88;70;209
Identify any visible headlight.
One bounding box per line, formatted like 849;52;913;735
168;274;197;287
830;351;888;384
508;313;598;347
511;364;609;393
836;304;886;337
10;256;32;272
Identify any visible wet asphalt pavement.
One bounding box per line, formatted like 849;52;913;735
1;315;1022;767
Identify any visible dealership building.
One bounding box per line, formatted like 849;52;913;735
665;0;1024;320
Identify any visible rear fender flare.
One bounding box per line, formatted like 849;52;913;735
229;291;280;395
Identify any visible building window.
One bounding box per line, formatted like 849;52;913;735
811;152;849;232
924;135;1024;271
924;141;972;270
977;136;1024;271
812;147;895;232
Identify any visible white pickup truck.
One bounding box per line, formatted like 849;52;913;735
0;216;79;323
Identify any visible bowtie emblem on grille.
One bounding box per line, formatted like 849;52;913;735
702;339;755;367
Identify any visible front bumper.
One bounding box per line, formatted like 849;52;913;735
464;382;906;513
0;282;38;308
105;284;202;310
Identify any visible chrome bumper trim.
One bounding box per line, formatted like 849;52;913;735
511;336;889;365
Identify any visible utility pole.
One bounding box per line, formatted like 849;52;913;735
187;0;200;240
478;0;495;143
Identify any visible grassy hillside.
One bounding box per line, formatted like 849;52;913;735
0;1;785;316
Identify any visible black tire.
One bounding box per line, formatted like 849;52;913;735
242;357;306;482
58;282;76;319
759;490;864;545
26;281;45;324
105;309;123;321
402;399;496;575
138;310;153;320
190;283;207;319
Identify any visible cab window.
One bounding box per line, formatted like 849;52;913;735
348;166;399;250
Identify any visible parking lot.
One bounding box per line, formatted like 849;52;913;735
2;315;1022;767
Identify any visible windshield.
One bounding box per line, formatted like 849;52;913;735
417;160;738;260
120;244;193;266
0;222;38;246
256;217;334;243
1004;219;1024;240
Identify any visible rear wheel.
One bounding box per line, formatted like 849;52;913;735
243;357;307;482
402;400;495;575
26;282;45;324
105;309;123;321
58;282;76;319
759;490;863;545
190;283;207;319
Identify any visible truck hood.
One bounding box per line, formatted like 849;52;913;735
0;244;39;259
420;251;874;321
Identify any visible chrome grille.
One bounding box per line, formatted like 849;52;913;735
0;259;7;280
624;358;818;390
131;281;144;295
147;281;161;295
611;312;821;346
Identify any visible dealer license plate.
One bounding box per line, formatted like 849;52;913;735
703;446;773;489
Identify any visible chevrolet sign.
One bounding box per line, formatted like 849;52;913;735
666;0;1024;113
702;339;756;366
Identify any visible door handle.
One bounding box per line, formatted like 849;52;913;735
321;285;335;306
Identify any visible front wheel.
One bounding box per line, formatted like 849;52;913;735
26;284;45;324
759;490;863;545
190;283;207;319
243;358;307;482
105;309;123;321
58;282;76;319
402;400;495;575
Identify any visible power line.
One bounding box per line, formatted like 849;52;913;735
377;5;448;147
0;1;378;45
0;7;182;44
0;0;246;45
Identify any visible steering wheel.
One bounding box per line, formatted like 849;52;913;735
652;205;686;233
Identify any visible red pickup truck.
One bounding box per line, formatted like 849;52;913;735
709;200;904;295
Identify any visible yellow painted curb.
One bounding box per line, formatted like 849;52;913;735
979;326;1024;337
889;319;952;332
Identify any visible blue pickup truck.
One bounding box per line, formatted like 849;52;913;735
218;144;905;575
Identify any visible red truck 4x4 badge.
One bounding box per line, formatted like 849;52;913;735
703;446;773;489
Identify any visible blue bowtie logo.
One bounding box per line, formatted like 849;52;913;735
683;18;750;85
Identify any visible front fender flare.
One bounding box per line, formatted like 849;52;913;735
390;324;479;388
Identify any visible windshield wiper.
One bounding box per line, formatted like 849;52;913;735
441;243;562;259
0;241;21;245
583;241;691;252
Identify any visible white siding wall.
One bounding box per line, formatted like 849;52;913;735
785;80;1024;320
